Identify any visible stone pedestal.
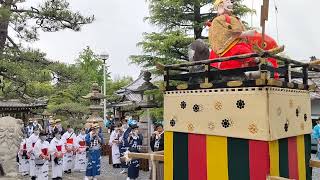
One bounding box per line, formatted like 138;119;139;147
139;109;152;171
0;116;23;178
139;110;151;148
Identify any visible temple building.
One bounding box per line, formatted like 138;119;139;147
0;98;47;121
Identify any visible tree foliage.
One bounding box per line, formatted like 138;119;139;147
130;0;252;69
48;47;104;118
47;47;132;124
130;0;253;122
0;0;94;100
130;31;194;68
0;0;94;50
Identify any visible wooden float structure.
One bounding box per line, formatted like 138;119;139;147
127;48;320;180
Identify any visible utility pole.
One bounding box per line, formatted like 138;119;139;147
99;52;109;123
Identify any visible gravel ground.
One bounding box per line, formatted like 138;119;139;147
8;154;320;180
311;154;320;180
15;156;149;180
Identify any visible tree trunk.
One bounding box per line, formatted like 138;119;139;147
0;0;13;53
193;2;203;39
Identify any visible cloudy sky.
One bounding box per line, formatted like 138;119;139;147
28;0;320;80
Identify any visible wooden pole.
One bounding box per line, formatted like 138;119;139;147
260;0;269;45
127;152;164;162
151;154;157;180
310;159;320;168
309;59;320;65
126;152;164;180
164;46;284;69
267;176;293;180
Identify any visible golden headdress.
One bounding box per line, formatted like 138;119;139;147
214;0;224;7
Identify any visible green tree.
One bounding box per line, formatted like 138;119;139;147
0;48;55;99
0;0;94;99
130;0;252;123
48;47;105;118
0;0;94;52
47;47;133;126
105;76;133;102
130;0;252;69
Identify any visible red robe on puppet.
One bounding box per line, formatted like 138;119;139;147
208;14;279;78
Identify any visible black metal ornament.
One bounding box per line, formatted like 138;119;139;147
180;101;187;109
295;108;299;117
221;119;231;128
304;114;307;122
193;104;200;112
236;99;245;109
284;120;289;132
170;119;176;127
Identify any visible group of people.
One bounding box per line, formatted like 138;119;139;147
18;115;164;180
108;117;143;180
18;122;103;180
108;117;164;180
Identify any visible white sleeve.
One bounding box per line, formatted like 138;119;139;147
109;131;115;145
72;133;77;146
61;140;66;152
33;141;41;158
74;136;80;148
61;133;67;143
19;142;24;153
26;136;33;152
49;140;56;155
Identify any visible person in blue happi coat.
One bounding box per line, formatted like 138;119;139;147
126;123;143;180
119;117;136;174
84;124;103;180
313;118;320;159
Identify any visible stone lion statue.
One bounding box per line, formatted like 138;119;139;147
0;116;23;177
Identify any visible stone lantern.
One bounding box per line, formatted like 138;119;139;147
82;83;105;129
136;71;158;108
136;71;158;150
42;110;52;133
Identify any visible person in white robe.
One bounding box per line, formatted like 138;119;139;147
62;125;76;173
74;128;87;172
50;129;64;180
33;132;50;180
18;133;29;176
109;123;123;168
27;128;40;180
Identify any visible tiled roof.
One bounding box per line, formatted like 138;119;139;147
292;71;320;99
116;71;162;94
111;71;161;108
115;71;161;103
0;99;47;108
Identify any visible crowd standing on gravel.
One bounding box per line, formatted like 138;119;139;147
17;116;164;180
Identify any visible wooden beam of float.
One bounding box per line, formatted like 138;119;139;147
127;152;164;162
267;176;293;180
162;46;320;72
310;159;320;168
163;46;284;68
309;59;320;65
126;152;164;180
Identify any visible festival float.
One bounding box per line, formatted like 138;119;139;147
126;0;320;179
